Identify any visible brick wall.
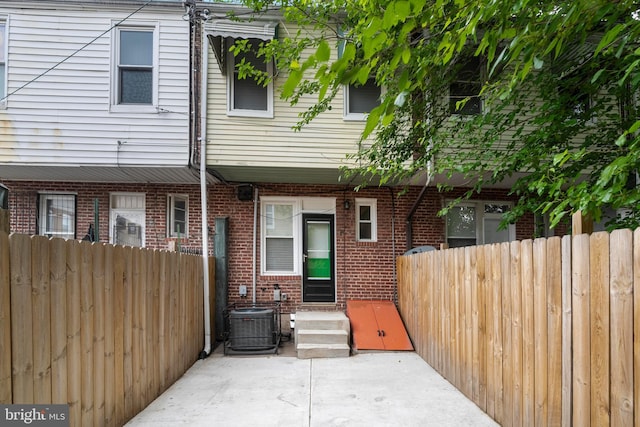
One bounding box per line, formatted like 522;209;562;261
2;181;203;251
210;183;534;313
2;179;536;314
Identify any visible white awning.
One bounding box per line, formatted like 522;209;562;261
206;20;278;74
207;20;277;41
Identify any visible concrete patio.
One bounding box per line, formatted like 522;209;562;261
126;339;498;427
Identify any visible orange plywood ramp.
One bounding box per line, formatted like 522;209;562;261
346;300;414;351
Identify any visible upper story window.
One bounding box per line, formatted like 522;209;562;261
206;20;277;117
344;78;381;121
446;201;514;248
0;20;7;107
449;56;483;115
227;38;273;117
559;84;592;120
38;193;76;240
355;198;377;242
112;24;158;112
167;194;188;238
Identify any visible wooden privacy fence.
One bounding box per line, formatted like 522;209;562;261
0;209;8;233
397;228;640;427
0;232;213;426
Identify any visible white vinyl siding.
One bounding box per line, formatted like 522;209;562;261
205;24;371;172
0;19;7;107
0;5;189;168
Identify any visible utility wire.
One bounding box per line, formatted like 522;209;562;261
1;0;155;103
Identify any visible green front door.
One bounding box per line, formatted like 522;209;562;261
302;214;335;302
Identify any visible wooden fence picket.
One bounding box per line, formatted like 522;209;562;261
0;234;210;426
397;227;640;427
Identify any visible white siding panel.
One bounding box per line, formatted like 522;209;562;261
0;2;190;167
205;33;367;171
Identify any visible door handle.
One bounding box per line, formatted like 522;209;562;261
303;253;307;262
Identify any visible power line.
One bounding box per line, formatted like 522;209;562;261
1;0;155;103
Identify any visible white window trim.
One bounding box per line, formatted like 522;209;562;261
109;192;146;247
38;192;77;240
0;16;8;109
343;82;383;121
110;22;159;113
167;194;188;238
355;198;377;242
226;41;274;118
260;197;300;275
446;200;515;246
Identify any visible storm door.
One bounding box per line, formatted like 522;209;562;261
302;214;335;303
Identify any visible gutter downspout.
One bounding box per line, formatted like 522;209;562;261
252;186;258;305
405;151;434;251
199;22;212;359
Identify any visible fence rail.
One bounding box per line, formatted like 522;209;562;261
0;232;213;426
397;228;640;426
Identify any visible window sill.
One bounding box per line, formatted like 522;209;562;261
343;113;368;122
110;104;158;114
227;109;274;119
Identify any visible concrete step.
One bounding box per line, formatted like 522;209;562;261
297;343;351;359
296;329;349;345
294;311;351;358
294;311;350;332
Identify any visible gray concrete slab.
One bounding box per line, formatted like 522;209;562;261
126;343;498;427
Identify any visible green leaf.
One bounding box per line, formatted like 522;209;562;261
595;23;625;57
282;69;302;99
316;40;330;62
591;69;604;84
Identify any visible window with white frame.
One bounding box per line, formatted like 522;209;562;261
167;194;188;238
227;38;273;117
559;83;592;119
446;201;514;248
38;194;76;240
110;193;145;247
344;78;381;120
262;199;298;274
449;56;483;115
0;20;6;105
113;25;157;109
356;198;377;242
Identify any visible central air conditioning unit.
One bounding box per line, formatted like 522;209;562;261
228;307;275;350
